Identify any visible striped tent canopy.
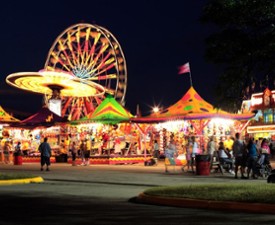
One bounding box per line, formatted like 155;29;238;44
74;94;133;125
131;86;255;123
0;105;20;123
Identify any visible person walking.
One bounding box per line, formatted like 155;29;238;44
164;139;178;172
246;138;259;179
84;139;91;166
153;139;160;165
14;142;22;155
114;137;122;155
232;133;247;179
3;140;11;164
207;136;216;163
190;136;199;173
185;138;192;171
38;137;52;171
79;140;87;166
71;141;77;166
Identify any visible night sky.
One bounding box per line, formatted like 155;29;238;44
0;0;219;119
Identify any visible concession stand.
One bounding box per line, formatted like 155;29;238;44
245;88;275;140
0;105;21;163
131;86;255;148
131;86;255;168
8;106;68;163
70;94;152;165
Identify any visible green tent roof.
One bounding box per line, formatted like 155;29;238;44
73;95;133;125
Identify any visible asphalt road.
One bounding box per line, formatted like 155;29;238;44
0;162;275;225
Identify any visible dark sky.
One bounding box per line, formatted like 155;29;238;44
0;0;219;118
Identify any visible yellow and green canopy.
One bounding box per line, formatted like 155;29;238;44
73;94;133;125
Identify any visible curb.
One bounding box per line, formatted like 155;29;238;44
137;193;275;214
0;176;44;185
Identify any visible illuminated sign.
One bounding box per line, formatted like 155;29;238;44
251;88;275;109
247;125;275;133
251;94;262;106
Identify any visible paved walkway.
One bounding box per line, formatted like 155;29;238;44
0;160;248;185
1;159;274;184
1;160;275;215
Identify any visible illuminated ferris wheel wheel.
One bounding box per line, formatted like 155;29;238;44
44;23;127;120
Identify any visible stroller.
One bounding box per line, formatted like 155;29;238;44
267;169;275;183
255;153;272;178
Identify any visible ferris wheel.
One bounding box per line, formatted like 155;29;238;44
44;23;127;121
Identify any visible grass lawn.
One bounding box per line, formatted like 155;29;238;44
144;183;275;204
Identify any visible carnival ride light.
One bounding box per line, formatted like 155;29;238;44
6;70;106;98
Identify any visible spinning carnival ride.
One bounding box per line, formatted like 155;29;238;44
6;23;128;121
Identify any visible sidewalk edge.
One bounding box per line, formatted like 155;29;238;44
0;176;44;185
137;193;275;214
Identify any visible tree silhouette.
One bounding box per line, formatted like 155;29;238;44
200;0;275;112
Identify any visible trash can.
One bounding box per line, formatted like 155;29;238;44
195;154;210;175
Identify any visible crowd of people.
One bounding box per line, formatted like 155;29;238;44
0;140;22;164
160;132;274;179
231;133;272;179
205;133;273;179
1;130;274;177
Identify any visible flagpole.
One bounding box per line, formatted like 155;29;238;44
189;71;193;87
188;62;193;87
178;62;193;87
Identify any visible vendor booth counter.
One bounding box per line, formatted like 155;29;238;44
67;156;109;165
22;156;56;163
67;155;153;165
22;155;153;165
108;155;152;165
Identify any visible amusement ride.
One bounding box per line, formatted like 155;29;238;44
6;23;128;121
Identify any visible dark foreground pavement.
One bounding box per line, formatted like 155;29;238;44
0;162;275;225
